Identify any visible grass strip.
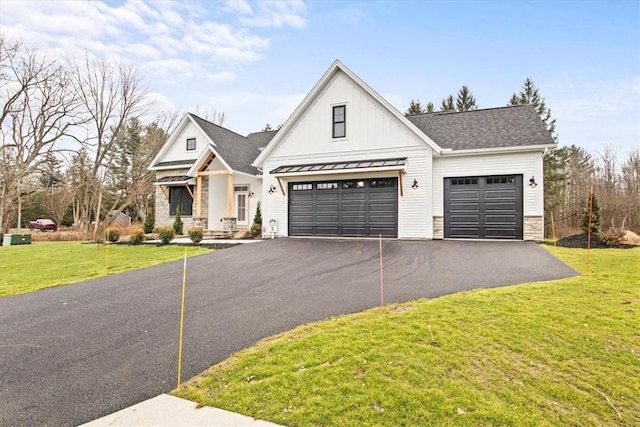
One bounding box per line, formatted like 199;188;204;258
0;241;211;297
176;246;640;426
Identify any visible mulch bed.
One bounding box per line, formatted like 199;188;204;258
552;233;636;249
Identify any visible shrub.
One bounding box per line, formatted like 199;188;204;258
581;192;602;236
602;227;625;246
188;227;203;245
129;229;145;245
106;228;120;243
158;226;175;245
250;223;262;237
143;211;155;234
173;206;183;235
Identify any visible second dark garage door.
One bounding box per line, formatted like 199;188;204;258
289;178;398;237
444;175;523;239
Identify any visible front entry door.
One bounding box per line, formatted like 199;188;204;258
236;190;248;226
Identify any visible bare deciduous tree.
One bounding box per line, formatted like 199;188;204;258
70;56;150;238
0;38;82;232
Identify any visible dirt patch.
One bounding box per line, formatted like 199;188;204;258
552;233;636;249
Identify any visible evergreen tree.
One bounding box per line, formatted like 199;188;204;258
250;201;263;237
510;77;561;233
173;206;183;235
425;102;435;113
455;85;478;111
581;191;601;236
509;78;556;140
143;211;155;234
440;95;455;111
406;99;424;115
253;201;262;225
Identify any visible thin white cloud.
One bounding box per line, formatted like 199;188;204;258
226;0;307;29
0;0;305;89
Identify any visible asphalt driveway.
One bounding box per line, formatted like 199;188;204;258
0;239;576;426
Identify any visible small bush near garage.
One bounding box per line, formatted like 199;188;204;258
158;227;175;245
129;229;145;245
105;228;120;243
188;227;203;245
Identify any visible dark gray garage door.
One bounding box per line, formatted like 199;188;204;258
444;175;523;239
289;178;398;237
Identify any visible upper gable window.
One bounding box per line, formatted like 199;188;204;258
332;105;346;138
186;138;196;151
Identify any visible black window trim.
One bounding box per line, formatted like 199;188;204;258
332;105;346;139
186;137;196;151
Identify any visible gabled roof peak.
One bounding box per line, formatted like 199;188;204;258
187;112;249;140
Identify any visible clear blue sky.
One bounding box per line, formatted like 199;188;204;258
2;0;638;157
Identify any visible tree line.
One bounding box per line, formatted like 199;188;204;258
1;37;180;238
405;79;640;236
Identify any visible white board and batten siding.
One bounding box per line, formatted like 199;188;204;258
162;120;208;163
260;69;436;239
271;71;428;158
432;151;544;217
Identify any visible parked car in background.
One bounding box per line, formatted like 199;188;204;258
28;219;58;232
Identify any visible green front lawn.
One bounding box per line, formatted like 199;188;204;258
0;242;211;297
176;246;640;426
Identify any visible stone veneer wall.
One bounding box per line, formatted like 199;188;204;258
524;216;543;241
433;216;444;239
154;169;205;232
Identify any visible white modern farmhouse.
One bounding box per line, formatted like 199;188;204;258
150;60;555;241
148;113;276;233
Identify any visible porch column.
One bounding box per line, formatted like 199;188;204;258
196;175;202;217
227;173;233;217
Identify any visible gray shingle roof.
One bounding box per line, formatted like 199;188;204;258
247;129;278;148
406;104;554;150
189;113;268;175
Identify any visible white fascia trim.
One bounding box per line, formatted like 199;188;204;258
437;144;556;157
273;165;406;178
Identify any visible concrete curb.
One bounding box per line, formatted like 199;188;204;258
79;394;282;426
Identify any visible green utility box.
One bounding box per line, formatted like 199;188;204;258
3;233;32;246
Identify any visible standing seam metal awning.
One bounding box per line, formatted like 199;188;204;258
269;157;407;175
152;175;196;186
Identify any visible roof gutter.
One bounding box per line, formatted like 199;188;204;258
437;144;556;157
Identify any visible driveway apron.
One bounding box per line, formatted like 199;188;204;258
0;239;576;426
